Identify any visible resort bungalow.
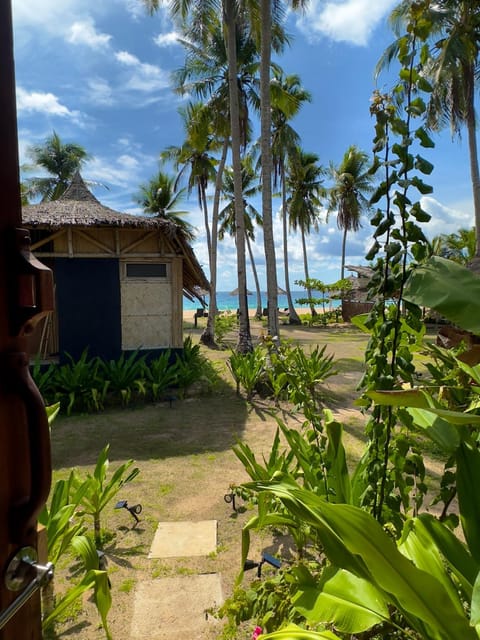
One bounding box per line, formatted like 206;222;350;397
22;172;208;362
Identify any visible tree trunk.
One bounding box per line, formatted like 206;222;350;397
224;0;252;352
341;226;347;281
260;0;279;337
282;165;301;324
246;235;262;319
200;182;212;260
301;228;317;316
465;63;480;269
201;138;229;348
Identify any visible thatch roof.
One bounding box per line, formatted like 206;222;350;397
22;172;209;301
23;172;176;231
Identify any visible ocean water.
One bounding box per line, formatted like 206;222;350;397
184;291;329;312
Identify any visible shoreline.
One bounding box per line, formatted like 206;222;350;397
183;307;322;322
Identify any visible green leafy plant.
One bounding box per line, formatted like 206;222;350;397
144;350;178;401
227;348;265;399
214;311;238;344
240;479;479;640
31;359;57;405
174;335;218;394
100;350;147;406
71;444;140;546
53;349;106;415
43;534;112;640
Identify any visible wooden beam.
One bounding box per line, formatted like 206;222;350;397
30;229;65;251
120;230;157;254
74;229;115;254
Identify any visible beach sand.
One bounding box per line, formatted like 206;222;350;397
183;307;314;323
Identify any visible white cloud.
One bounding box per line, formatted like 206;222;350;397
67;19;112;49
12;0;79;29
16;87;81;119
297;0;397;46
153;31;181;47
87;78;114;106
115;50;170;92
420;196;474;239
115;50;140;67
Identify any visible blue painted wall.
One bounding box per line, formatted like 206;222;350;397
54;258;121;362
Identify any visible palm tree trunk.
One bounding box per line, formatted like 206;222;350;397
301;228;317;316
341;227;348;281
201;138;229;347
260;0;279;337
282;168;301;324
200;183;212;261
224;0;252;352
465;64;480;265
246;235;262;319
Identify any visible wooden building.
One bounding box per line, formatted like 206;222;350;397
341;265;374;322
22;173;208;362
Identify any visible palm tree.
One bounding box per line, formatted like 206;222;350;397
24;131;89;201
173;17;260;347
248;0;310;337
134;170;195;239
162;102;218;256
328;145;375;280
271;70;311;324
430;227;476;264
219;156;263;318
146;0;253;351
381;1;480;265
426;1;480;266
287;149;325;316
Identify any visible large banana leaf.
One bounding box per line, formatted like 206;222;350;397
367;389;480;425
456;442;480;564
415;513;478;600
252;482;477;639
406;408;460;454
324;411;351;504
403;257;480;335
292;566;390;633
398;518;465;614
259;625;339;639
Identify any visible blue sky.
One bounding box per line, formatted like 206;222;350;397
13;0;474;291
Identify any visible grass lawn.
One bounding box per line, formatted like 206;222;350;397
47;321;444;639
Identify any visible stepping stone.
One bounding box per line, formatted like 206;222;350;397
130;574;223;639
148;520;217;558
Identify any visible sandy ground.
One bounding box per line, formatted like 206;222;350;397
182;307;317;323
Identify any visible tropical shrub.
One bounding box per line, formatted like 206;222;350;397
215;311;239;344
52;350;106;415
43;533;112;640
41;414;114;639
99;350;147;406
145;350;178;401
71;444;140;546
31;337;219;415
227;348;266;399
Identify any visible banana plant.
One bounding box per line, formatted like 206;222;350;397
242;481;479;639
72;444;140;546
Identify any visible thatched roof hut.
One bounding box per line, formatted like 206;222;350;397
23;172;208;361
23;172;208;301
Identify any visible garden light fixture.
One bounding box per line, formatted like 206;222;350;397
114;500;142;525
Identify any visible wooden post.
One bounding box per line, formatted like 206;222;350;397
0;1;53;637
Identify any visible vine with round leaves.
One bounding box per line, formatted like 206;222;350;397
358;2;436;529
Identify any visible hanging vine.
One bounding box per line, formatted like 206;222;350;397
359;1;435;529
